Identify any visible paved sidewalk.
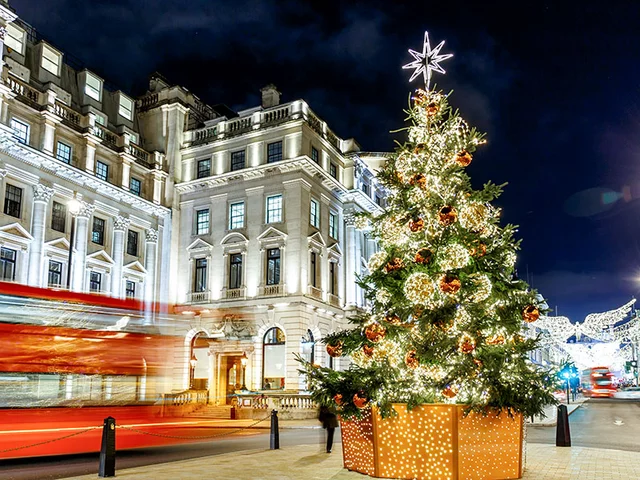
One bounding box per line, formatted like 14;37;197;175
63;441;640;479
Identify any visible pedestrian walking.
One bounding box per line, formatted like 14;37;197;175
318;405;338;453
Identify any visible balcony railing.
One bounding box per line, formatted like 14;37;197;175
188;291;210;304
260;284;284;297
193;126;217;146
127;143;153;168
225;287;245;300
227;117;252;136
53;101;82;131
263;106;290;125
6;76;40;108
328;293;341;308
307;285;322;301
92;124;118;151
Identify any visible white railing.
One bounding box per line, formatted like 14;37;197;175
262;106;290;124
225;287;245;299
238;393;317;412
307;285;322;300
188;291;210;303
260;284;284;297
193;126;217;145
328;293;341;308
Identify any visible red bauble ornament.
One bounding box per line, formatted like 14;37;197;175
326;341;343;358
409;217;425;232
523;305;540;323
442;385;459;399
362;344;374;357
384;314;402;325
334;394;343;406
426;102;440;117
405;350;419;369
470;243;487;257
438;206;458;226
353;392;369;409
414;248;432;265
409;173;427;188
384;257;404;273
364;323;386;343
458;339;476;355
487;334;506;346
440;275;462;295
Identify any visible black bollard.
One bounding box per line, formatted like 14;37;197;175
270;409;280;450
555;405;571;447
98;416;116;477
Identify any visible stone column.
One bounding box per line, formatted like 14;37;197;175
120;156;132;191
72;201;95;292
83;138;98;174
110;215;130;298
344;213;357;307
144;228;158;305
27;184;54;287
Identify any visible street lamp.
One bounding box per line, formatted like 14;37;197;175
189;354;198;389
240;352;248;391
65;195;81;290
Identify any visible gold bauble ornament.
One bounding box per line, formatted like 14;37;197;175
523;305;540;323
362;344;374;357
334;394;343;406
384;314;402;325
426;102;440;117
326;341;343;358
438;206;458;226
487;334;505;346
459;203;489;232
455;150;473;167
384;257;404;273
353;392;369;409
409;173;427;189
404;272;436;304
470;243;487;257
409;217;425;232
414;248;432;265
442;385;459;399
405;350;419;369
474;358;484;369
365;323;386;343
440;275;462;295
458;334;476;354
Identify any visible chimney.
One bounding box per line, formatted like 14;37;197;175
260;84;280;108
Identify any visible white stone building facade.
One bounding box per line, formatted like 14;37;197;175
0;2;388;404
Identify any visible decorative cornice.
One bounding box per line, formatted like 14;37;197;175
145;228;158;243
32;183;55;203
76;201;96;219
113;215;131;231
0;5;18;23
0;26;6;40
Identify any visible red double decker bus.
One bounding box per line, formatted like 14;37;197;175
0;282;191;459
581;366;616;398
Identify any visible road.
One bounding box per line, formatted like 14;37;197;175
527;398;640;452
0;427;333;480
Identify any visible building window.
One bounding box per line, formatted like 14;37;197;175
266;248;281;286
41;44;60;76
229;202;245;230
85;72;102;101
231;150;246;171
3;184;22;218
267;141;283;163
361;182;370;196
262;327;285;390
119;95;134;120
127;230;138;256
94;113;106;126
310;252;317;287
48;260;63;287
5;24;25;55
196;209;210;235
0;247;16;281
310;198;319;228
56;141;72;164
329;212;337;239
95;161;109;181
89;271;102;292
92;217;105;245
197;158;211;179
229;253;243;289
266;195;283;224
375;194;383;207
194;258;207;292
125;280;136;298
311;146;319;163
10;118;29;145
130;177;141;196
51;201;66;233
329;261;337;295
330;163;337;179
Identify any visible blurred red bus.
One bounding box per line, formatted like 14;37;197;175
581;366;616;398
0;282;193;459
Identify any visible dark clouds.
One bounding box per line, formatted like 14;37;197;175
12;0;640;321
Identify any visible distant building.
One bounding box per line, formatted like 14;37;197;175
0;2;387;405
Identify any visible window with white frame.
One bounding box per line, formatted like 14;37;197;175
5;24;25;54
85;72;102;101
95;161;109;181
125;280;136;298
94;113;106;126
229;202;245;230
51;201;66;233
89;271;102;292
262;327;286;390
119;95;134;121
129;177;141;196
56;141;72;164
230;150;245;171
197;158;210;179
311;146;319;163
4;184;22;218
330;163;337;179
266;195;282;224
194;258;207;292
329;212;337;239
310;198;319;228
229;253;242;289
266;248;281;285
41;44;60;76
48;260;63;287
10;118;29;145
0;247;17;281
267;141;283;163
196;209;210;235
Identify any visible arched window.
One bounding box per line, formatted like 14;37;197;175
262;327;285;390
301;329;315;365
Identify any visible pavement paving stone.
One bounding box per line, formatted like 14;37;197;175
63;442;640;479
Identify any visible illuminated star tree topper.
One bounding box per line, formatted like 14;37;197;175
403;31;453;90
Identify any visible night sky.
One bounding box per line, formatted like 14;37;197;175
12;1;640;322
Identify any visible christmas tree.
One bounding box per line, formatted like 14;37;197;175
300;33;556;419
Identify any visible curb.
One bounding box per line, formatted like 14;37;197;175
527;404;583;427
